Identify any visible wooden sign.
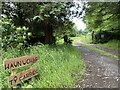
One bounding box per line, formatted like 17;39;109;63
4;55;38;71
8;68;38;87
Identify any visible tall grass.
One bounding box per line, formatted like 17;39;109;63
1;44;85;88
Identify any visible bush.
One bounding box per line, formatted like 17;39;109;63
1;15;32;50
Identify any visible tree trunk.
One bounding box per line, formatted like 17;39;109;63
44;21;53;44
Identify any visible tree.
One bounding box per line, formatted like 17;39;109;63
2;2;85;45
1;14;31;50
84;2;119;31
84;2;120;43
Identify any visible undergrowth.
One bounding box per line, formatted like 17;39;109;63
1;44;85;88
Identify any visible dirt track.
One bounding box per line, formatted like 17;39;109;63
73;43;119;88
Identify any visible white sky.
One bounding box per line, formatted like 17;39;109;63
71;1;86;31
72;17;86;31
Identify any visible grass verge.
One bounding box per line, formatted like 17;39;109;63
1;44;85;88
97;40;120;51
82;45;118;60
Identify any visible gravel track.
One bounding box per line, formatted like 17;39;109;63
73;44;119;88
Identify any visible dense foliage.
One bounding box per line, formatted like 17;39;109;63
1;15;32;50
84;2;120;43
1;2;85;49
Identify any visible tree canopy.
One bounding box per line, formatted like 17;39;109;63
1;2;85;49
84;2;120;43
84;2;119;32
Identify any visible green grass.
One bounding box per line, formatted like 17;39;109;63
82;45;118;60
97;40;120;51
56;39;64;44
56;34;92;45
71;37;81;44
79;35;92;44
1;44;85;88
71;35;92;44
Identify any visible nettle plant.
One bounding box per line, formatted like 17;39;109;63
1;15;32;50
